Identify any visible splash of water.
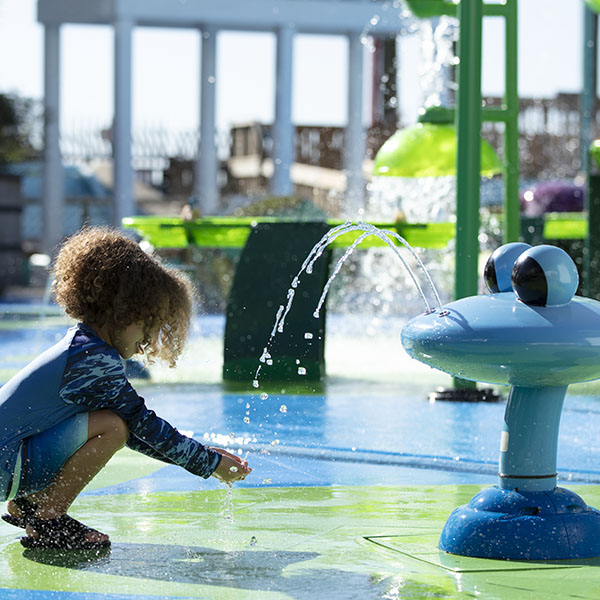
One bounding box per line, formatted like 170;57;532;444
219;484;235;522
253;221;442;385
312;222;441;318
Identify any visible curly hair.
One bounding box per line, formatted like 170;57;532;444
53;227;194;367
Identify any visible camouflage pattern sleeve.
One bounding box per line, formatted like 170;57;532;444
60;333;221;478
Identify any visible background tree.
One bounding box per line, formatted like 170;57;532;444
0;93;40;163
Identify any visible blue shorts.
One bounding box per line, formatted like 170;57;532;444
10;412;89;499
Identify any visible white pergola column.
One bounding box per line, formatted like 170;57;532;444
270;24;294;197
344;32;366;217
42;23;62;255
195;26;219;214
113;17;134;226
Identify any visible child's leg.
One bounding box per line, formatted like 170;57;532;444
9;410;128;542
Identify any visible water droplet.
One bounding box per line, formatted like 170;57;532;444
262;478;272;484
271;439;280;446
252;380;259;388
260;392;269;400
229;466;238;472
245;402;251;409
297;367;307;376
279;404;287;413
243;417;250;424
295;359;300;364
250;536;257;546
304;332;313;339
229;432;236;438
313;310;320;318
266;359;273;366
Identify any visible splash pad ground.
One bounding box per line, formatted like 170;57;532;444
3;312;600;599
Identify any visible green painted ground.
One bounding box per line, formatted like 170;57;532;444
3;479;600;599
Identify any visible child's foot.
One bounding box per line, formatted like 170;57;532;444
22;514;110;550
6;500;20;518
2;498;37;529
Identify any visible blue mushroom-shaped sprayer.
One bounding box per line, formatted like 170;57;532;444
402;243;600;560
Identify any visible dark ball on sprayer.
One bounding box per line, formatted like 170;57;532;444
484;242;532;293
511;245;579;307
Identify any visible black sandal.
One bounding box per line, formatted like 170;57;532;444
20;514;110;551
1;497;38;529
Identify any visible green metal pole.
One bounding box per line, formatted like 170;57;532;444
582;5;598;296
454;0;483;301
581;5;597;181
451;0;483;393
503;0;520;243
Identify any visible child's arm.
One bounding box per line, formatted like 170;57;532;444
126;436;251;483
126;437;251;483
61;336;253;481
88;381;222;478
125;435;178;465
60;345;227;479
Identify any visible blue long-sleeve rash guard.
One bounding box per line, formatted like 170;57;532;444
0;323;220;498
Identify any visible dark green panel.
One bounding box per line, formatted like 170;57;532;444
223;222;331;383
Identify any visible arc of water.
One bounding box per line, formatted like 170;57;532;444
381;228;443;309
313;230;380;318
253;222;354;385
312;222;436;318
305;222;363;275
305;222;441;312
253;220;442;385
275;221;354;335
280;221;391;332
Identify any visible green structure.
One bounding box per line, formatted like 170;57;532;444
371;0;519;397
372;106;502;179
223;222;331;384
375;0;520;301
583;2;600;299
125;1;521;387
123;216;454;384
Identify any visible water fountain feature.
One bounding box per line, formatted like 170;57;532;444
402;242;600;560
250;225;600;561
253;221;442;387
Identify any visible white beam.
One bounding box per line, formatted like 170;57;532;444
196;26;219;214
38;0;409;34
42;23;63;255
344;32;366;217
113;16;135;226
271;25;295;197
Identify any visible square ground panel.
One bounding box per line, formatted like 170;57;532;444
365;529;599;573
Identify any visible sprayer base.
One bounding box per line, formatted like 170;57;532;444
439;486;600;560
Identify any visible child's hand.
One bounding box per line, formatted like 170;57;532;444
210;447;252;484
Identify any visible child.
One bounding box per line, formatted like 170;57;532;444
0;227;251;550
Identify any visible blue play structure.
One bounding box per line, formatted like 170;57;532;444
402;243;600;560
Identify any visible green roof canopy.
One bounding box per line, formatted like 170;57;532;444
373;122;502;179
584;0;600;14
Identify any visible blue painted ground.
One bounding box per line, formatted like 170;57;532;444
2;315;600;491
4;314;600;599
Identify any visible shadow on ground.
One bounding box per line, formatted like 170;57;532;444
22;542;388;599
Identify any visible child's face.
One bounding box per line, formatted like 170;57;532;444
113;322;150;360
